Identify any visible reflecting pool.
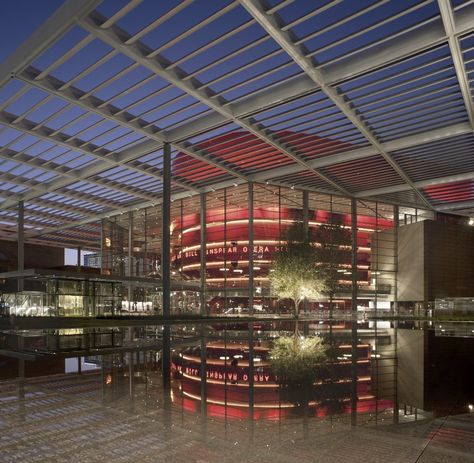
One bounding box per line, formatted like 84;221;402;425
1;318;474;462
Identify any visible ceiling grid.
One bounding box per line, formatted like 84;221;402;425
1;0;474;245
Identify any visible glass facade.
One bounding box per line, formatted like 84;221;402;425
0;272;199;317
96;182;434;317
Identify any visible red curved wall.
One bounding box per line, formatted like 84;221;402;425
171;206;393;307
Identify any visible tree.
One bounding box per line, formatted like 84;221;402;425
269;224;332;413
269;222;328;317
314;217;352;316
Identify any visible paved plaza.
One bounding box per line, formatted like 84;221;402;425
0;372;473;462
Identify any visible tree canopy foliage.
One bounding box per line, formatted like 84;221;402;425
269;219;352;315
269;222;327;315
314;218;352;301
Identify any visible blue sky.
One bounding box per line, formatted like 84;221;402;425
0;1;64;63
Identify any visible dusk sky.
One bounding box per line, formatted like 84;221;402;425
0;1;64;62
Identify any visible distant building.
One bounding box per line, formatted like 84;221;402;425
84;253;101;269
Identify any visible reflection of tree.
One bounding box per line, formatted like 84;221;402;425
269;335;328;412
269;223;328;320
315;340;348;417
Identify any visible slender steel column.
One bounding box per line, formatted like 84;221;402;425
144;208;148;277
17;200;24;272
277;187;282;316
351;198;358;426
393;205;399;316
200;192;207;315
351;198;358;314
302;189;309;240
18;335;25;401
162;143;171;316
248;323;255;431
393;204;399;424
247;183;255;436
223;189;228;312
162;142;171;389
128;351;134;398
127;211;133;306
17;200;24;292
374;203;379;423
100;219;105;274
128;211;133;277
302;190;309;316
200;327;207;423
248;182;254;315
76;246;81;271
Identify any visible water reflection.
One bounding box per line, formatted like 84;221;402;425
2;318;474;462
166;320;393;424
2;318;474;425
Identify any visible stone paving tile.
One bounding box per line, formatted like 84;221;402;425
1;373;474;462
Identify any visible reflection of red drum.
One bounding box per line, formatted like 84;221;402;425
171;341;389;420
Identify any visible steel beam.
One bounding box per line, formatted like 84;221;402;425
0;176;136;212
240;0;434;210
0;0;102;89
5;0;474;230
324;4;474;85
0;149;157;210
252;122;472;182
435;200;474;211
438;0;474;130
0;121;183;211
357;170;474;198
30;165;474;241
0;206;78;228
80;12;352;196
164;74;317;143
25;188;196;239
164;7;474;145
19;69;222;187
0;109;197;205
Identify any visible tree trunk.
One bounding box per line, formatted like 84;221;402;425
293;297;299;317
294;298;301;335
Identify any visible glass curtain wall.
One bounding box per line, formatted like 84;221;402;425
206;185;249;315
170;195;201;315
101;216;127;276
98;183;432;316
356;200;396;316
